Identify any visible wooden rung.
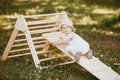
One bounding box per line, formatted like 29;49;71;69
33;40;48;44
54;61;75;66
41;61;75;69
27;20;61;26
32;37;44;41
10;44;48;53
14;38;27;42
39;55;68;62
12;42;28;47
28;24;55;30
17;28;59;36
7;49;59;58
24;12;64;18
30;27;59;34
15;36;43;42
12;40;47;47
8;52;31;58
17;33;25;37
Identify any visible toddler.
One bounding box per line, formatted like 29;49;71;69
53;16;93;62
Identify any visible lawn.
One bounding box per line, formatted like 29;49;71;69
0;0;120;80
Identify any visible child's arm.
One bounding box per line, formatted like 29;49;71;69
52;33;74;46
52;37;68;46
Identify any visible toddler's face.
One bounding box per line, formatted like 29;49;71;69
61;24;73;34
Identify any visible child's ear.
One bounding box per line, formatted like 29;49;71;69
74;28;76;32
72;27;76;32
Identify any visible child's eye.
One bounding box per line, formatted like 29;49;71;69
67;26;70;28
62;27;65;29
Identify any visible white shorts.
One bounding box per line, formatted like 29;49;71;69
66;45;89;55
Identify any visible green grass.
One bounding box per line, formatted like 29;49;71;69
0;0;120;80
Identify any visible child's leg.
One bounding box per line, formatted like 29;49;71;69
66;46;81;62
68;49;74;56
66;46;75;56
74;52;81;62
86;49;93;59
69;49;81;62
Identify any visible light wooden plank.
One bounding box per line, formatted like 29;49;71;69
14;38;27;42
24;12;64;18
30;27;59;34
10;44;48;53
79;59;110;73
16;33;25;37
31;36;44;41
5;12;64;19
12;42;28;47
17;27;59;36
33;40;48;44
7;49;58;58
54;61;75;66
39;55;68;62
27;20;61;26
1;29;18;60
14;36;43;42
12;40;47;47
25;26;41;68
41;61;75;69
93;69;120;80
28;24;55;30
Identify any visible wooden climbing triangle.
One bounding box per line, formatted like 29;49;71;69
1;11;72;68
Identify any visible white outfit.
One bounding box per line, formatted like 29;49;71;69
66;32;89;55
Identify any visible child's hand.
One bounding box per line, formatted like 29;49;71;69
52;42;58;46
59;36;64;40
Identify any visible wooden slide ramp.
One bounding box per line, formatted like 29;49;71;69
42;32;120;80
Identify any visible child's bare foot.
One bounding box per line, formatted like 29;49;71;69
74;52;81;62
86;49;93;59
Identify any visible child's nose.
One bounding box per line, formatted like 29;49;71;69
65;27;67;30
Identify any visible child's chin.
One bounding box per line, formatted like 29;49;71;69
64;31;69;34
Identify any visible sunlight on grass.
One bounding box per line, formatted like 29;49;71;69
26;9;37;15
91;27;119;36
92;8;114;14
40;1;48;6
52;2;59;6
26;6;44;15
56;5;66;10
113;23;120;29
76;16;97;25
